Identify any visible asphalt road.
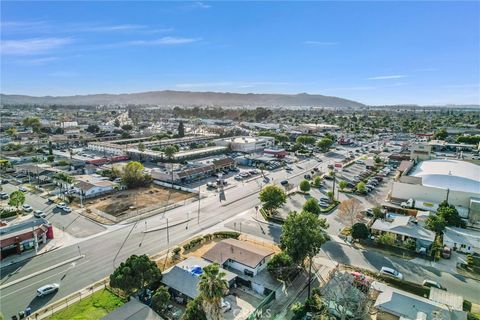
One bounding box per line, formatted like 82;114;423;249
0;152;332;317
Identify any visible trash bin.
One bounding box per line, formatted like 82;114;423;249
18;311;25;319
25;308;32;316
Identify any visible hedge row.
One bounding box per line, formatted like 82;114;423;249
182;231;241;251
0;209;17;219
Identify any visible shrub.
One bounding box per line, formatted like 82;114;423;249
377;233;396;246
213;231;240;239
463;300;472;312
203;233;213;241
299;180;311;193
172;247;181;256
183;238;203;251
404;238;417;251
0;208;16;219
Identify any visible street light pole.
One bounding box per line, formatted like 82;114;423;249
197;185;201;224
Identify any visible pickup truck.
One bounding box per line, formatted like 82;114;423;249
401;198;414;208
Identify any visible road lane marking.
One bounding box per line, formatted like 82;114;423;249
1;259;90;298
0;255;85;290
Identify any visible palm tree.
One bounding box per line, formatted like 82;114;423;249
198;263;228;320
54;173;74;200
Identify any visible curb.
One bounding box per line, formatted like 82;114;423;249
1;254;85;290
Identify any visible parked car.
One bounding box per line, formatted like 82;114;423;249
319;201;330;208
304;174;312;180
356;160;365;165
379;267;403;280
234;175;243;181
422;280;446;290
22;204;33;212
206;182;218;189
280;180;289;186
63;206;72;213
37;283;60;297
56;203;66;210
19;186;27;192
34;210;47;218
1;179;8;184
285;166;293;171
442;247;452;259
0;192;8;200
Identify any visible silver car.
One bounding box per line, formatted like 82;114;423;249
37;283;59;297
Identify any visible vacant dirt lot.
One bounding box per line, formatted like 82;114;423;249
87;185;195;216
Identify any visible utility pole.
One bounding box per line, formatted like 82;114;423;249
166;218;170;244
197;185;201;224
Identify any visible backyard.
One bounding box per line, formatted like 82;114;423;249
49;289;124;320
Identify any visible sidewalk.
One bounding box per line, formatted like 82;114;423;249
0;226;79;268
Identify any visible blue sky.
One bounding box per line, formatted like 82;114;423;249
1;1;479;105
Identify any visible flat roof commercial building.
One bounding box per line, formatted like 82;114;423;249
390;159;480;223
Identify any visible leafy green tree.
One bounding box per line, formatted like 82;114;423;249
138;142;145;152
372;207;384;219
86;124;100;133
339;180;348;191
356;182;366;193
5;127;17;138
316;138;334;152
351;223;369;241
110;254;162;297
182;297;207;320
121;124;133;131
9;191;25;214
327;190;334;202
163;145;177;160
259;184;287;214
425;214;446;233
22;117;41;132
313;176;323;188
434;128;448;140
280;210;328;298
267;252;296;281
198;263;228;320
151;286;171;315
121;161;151;188
296;135;316;145
0;159;12;172
437;201;465;228
404;238;417;251
377;233;396;246
303;198;322;215
177;121;185;137
114;118;120;127
299;180;311;193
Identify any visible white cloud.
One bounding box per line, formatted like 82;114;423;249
303;41;338;47
124;37;201;46
195;2;211;9
175;82;234;88
1;37;73;55
71;24;147;32
16;56;60;65
367;75;407;80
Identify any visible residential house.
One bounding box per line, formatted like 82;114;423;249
370;215;436;251
202;238;274;277
73;175;116;198
373;283;467;320
161;256;237;301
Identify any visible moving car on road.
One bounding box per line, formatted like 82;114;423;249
379;266;403;280
34;210;47;218
37;283;60;297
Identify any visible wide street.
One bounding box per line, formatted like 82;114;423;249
1;148;479;317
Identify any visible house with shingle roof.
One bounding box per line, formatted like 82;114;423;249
202;238;274;276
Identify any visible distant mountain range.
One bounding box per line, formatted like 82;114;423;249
0;90;365;108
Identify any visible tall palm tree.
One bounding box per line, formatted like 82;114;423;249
198;263;228;320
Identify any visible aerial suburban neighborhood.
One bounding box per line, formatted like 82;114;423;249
1;1;479;320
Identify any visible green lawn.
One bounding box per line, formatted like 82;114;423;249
49;289;124;320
